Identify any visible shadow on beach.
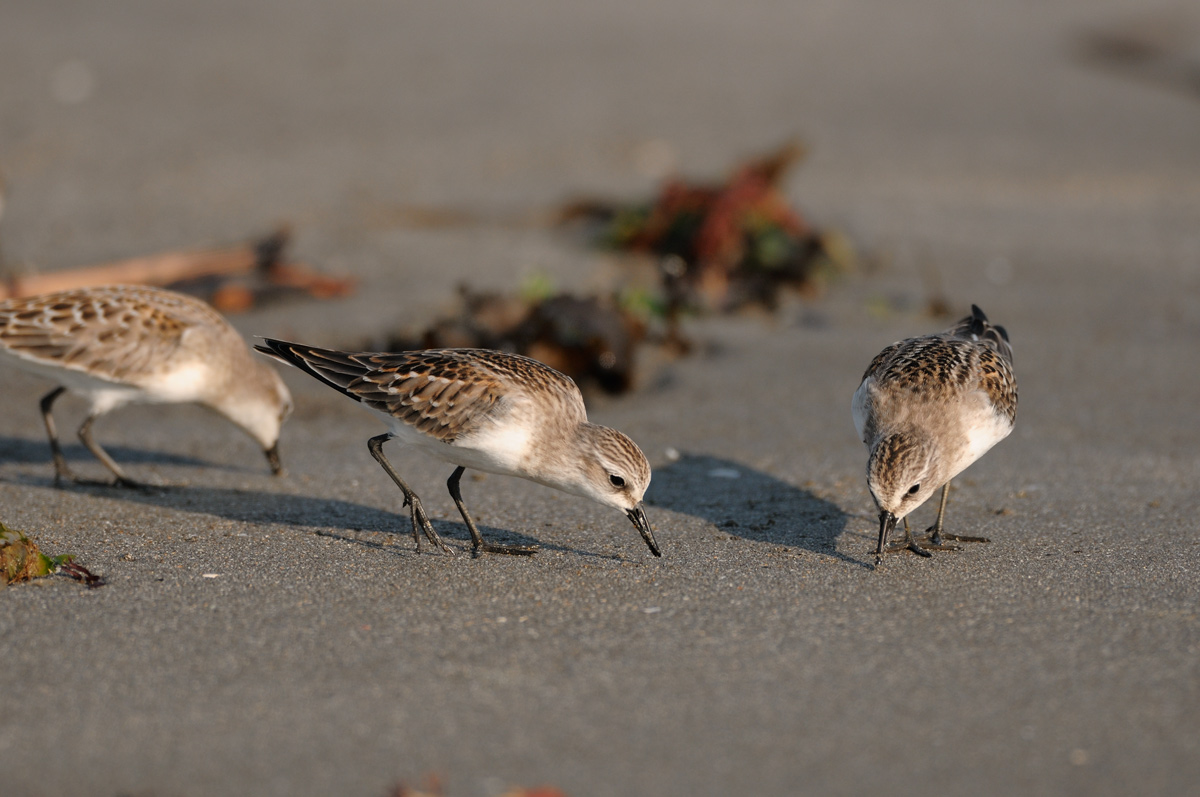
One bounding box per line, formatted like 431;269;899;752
0;434;218;471
0;437;585;555
92;483;548;554
647;453;865;568
3;438;854;562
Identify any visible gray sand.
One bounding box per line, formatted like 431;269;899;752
2;2;1199;795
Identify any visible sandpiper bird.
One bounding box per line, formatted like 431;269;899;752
0;286;293;486
852;305;1017;565
254;340;660;558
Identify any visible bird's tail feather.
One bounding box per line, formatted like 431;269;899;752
947;305;1013;364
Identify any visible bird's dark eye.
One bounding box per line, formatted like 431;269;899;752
609;474;626;488
907;484;921;495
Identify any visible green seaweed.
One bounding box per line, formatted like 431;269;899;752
0;523;102;588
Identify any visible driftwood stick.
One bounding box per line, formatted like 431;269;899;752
0;229;287;301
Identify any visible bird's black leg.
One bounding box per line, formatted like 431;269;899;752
367;434;454;555
898;518;933;558
39;387;79;486
77;413;150;489
446;466;537;556
923;482;989;546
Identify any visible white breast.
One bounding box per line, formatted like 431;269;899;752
139;362;210;403
378;406;535;477
943;389;1014;480
959;406;1013;471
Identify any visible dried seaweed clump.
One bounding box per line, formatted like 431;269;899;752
370;284;646;396
359;140;855;397
1;523;103;588
560;140;850;313
386;775;566;797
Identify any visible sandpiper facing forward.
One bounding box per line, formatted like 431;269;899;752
255;341;659;558
852;305;1017;565
0;285;293;486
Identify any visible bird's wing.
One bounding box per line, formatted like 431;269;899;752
255;342;585;444
0;287;218;383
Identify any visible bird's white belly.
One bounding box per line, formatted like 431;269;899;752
0;348;143;412
943;391;1014;481
956;410;1012;474
380;410;534;477
138;362;209;403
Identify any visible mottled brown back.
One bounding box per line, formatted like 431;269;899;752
860;306;1017;424
0;286;234;382
255;342;586;443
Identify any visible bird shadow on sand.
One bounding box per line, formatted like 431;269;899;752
12;466;606;558
646;453;868;568
0;434;220;471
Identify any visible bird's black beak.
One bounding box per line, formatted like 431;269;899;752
627;503;661;557
264;443;284;476
875;510;897;567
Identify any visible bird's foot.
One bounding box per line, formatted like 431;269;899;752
933;531;990;545
922;527;990;547
52;461;82;488
428;536;458;556
916;540;962;552
875;539;933;565
59;471;158;490
408;500;456;556
892;539;933;558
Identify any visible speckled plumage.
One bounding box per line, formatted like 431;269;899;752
852;305;1017;564
256;346;584;445
0;286;293;486
255;340;659;558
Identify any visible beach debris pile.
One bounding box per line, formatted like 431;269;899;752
365;141;851;394
558;139;851;314
367;283;647;396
